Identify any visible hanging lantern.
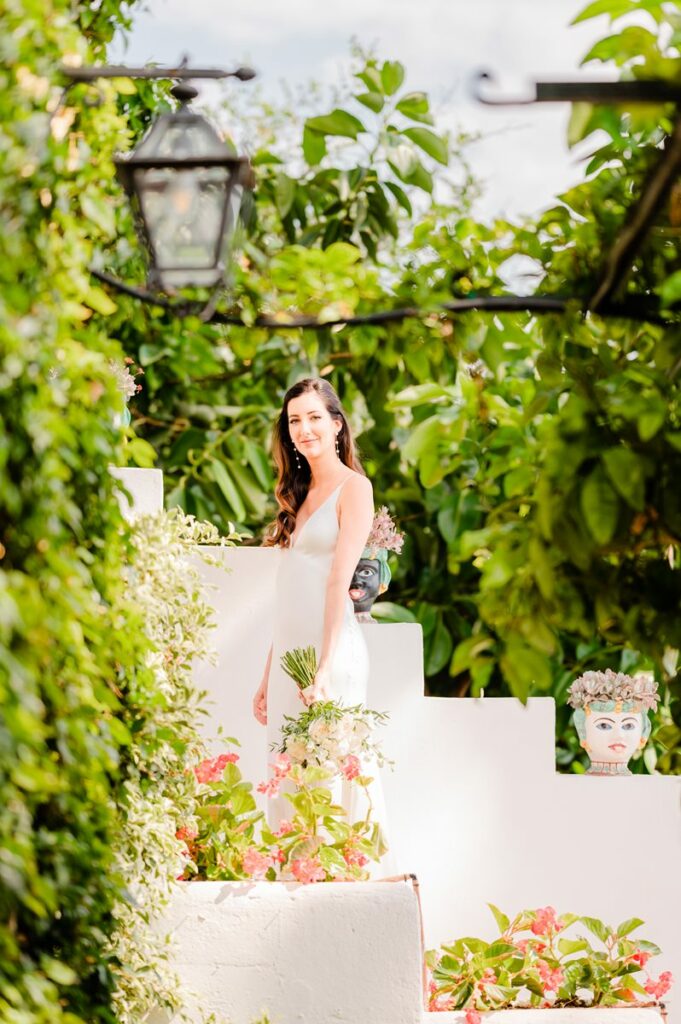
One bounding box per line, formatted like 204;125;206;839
115;82;251;292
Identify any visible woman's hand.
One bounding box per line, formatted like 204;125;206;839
302;664;331;706
253;678;268;725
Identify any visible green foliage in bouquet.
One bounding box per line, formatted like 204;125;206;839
281;645;318;690
427;904;673;1012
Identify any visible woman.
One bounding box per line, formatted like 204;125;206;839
253;377;382;832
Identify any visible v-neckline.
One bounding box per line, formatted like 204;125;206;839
290;480;345;549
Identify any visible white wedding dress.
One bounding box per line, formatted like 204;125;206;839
266;479;393;872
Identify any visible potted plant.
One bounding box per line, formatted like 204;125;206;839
427;904;672;1018
349;506;405;622
567;669;659;776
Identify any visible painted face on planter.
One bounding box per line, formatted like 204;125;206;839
584;708;643;764
349;559;381;612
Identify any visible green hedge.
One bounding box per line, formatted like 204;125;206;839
0;2;152;1021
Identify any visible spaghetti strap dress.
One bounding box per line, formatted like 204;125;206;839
266;478;392;868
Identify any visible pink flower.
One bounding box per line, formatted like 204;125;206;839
645;972;674;1000
480;968;498;986
465;1010;482;1024
343;845;369;868
193;752;238;783
242;848;273;879
257;778;281;797
290;856;326;884
340;754;361;781
275;820;294;836
271;846;286;864
257;753;293;797
175;825;198;842
531;906;563;935
631;950;651;967
514;939;529;954
536;960;564;992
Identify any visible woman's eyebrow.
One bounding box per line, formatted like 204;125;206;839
595;717;616;723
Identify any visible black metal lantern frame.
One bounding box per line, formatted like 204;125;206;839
59;60;255;317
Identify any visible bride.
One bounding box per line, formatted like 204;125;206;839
253;377;387;838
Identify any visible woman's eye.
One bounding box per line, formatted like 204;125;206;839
595;721;612;731
622;721;636;731
359;569;374;578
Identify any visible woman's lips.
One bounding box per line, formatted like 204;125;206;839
608;742;627;752
349;588;366;600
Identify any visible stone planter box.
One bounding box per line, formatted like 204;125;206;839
154;878;423;1024
425;1010;667;1023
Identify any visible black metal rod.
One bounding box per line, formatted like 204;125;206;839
474;71;681;107
589;114;681;313
89;267;672;327
60;63;256;83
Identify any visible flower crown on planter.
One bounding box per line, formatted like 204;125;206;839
362;505;405;592
567;669;659;712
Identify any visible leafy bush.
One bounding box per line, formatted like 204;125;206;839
427;904;672;1011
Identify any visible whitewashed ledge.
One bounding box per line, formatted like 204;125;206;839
152;879;423;1024
425;1010;667;1023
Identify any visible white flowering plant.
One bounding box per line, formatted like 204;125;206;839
427;905;672;1014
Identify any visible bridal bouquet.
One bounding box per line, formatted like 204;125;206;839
277;645;391;778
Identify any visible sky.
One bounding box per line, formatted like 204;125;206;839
110;0;610;220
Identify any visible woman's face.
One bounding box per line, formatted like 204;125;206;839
584;709;643;764
287;391;340;462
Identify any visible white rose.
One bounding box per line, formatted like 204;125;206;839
284;738;309;763
576;988;594;1005
309;719;333;742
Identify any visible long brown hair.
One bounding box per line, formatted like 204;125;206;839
263;378;365;548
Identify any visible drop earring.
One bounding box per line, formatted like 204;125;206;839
335;433;341;458
293;445;301;469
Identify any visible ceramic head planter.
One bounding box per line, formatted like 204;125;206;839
567;669;659;776
350;506;404;622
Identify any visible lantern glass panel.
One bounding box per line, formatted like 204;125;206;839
134;164;235;289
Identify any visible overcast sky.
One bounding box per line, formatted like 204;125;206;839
111;0;609;220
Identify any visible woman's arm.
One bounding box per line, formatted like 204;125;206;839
253;642;273;724
306;475;373;703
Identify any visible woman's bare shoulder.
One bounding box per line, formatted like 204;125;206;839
340;471;373;501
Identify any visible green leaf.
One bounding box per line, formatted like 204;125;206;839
41;957;78;985
602;448;647;510
616;918;644;938
371;601;417;623
302;126;326;165
487;903;510;934
571;0;635;25
356;91;384;113
274;173;296;218
387;143;419;181
581;916;612;943
83;285;117;316
558;937;590;955
402;127;449;165
567;102;595;147
80;193;116;235
581;467;619;545
127;437;156;468
210;459;247;521
500;637;553;699
306;109;366;139
425;618;453;675
395;91;433;124
381;60;405;96
659;269;681;308
385;181;413;215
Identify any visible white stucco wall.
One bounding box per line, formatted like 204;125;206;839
192;545;681;1009
119;473;679;1022
154;879;423;1024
